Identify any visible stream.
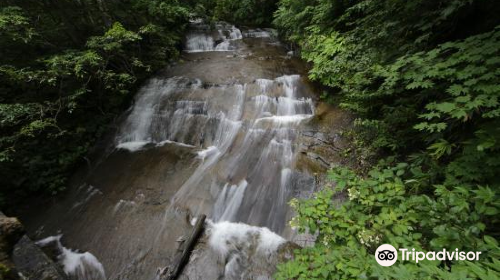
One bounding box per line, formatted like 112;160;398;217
19;22;351;280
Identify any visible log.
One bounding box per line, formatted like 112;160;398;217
161;215;206;280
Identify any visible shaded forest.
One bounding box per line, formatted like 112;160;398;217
1;0;500;279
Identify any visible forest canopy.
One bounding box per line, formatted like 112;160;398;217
0;0;189;207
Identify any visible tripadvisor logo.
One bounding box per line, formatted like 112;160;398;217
375;244;482;267
375;244;398;266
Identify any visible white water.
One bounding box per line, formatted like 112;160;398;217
185;23;243;53
213;180;248;222
204;220;286;279
116;141;149;152
32;22;319;280
113;199;136;214
242;29;274;38
186;33;216;52
71;185;102;210
208;221;285;258
117;69;315;234
36;235;106;280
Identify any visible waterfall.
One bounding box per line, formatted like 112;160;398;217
36;235;106;280
116;71;315;233
28;21;322;280
243;28;273;38
184;22;243;52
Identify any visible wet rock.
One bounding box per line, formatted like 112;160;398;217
173;222;298;280
0;212;25;280
0;213;25;258
19;21;354;279
177;238;298;280
12;236;67;280
295;102;354;177
302;151;331;168
0;213;67;280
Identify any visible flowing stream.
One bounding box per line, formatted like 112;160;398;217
20;21;348;280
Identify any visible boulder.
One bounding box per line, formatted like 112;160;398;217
13;236;67;280
0;212;67;280
0;212;25;280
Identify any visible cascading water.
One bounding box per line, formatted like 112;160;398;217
36;235;106;280
242;28;273;38
116;73;315;233
185;22;242;52
21;21;341;280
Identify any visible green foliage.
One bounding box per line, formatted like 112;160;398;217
0;6;36;43
214;0;278;26
87;22;141;52
277;166;500;280
0;0;190;209
274;0;500;279
187;0;277;26
275;0;500;153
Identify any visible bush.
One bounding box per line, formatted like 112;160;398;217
274;0;500;278
0;0;190;209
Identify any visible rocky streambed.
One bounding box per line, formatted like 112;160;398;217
10;22;352;280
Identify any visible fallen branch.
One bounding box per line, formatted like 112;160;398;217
160;215;206;280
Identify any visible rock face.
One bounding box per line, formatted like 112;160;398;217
13;236;67;280
17;22;353;279
0;212;25;280
0;212;67;280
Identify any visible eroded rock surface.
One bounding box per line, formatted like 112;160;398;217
18;21;352;280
